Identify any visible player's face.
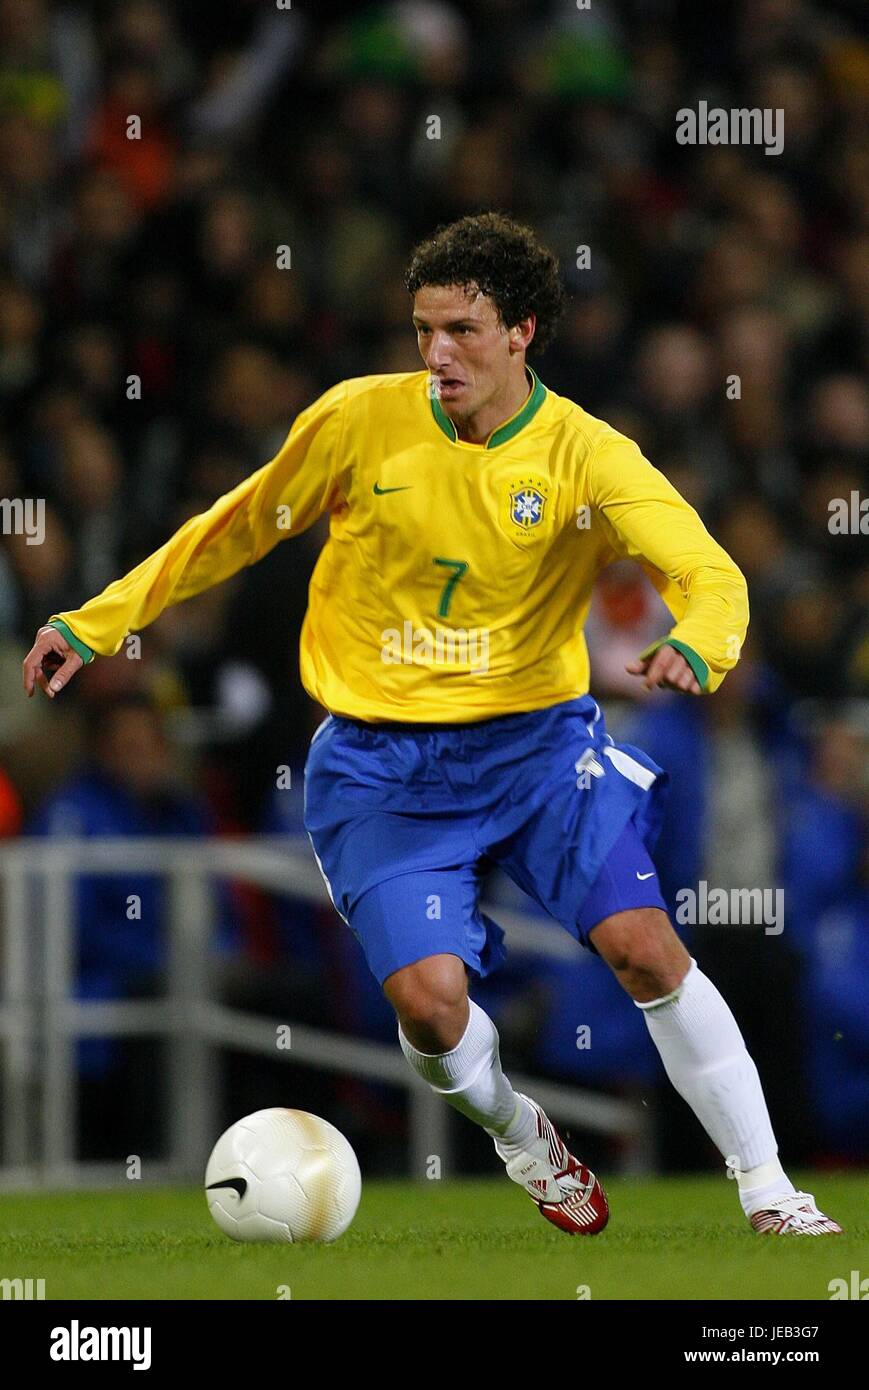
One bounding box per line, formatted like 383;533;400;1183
412;284;520;418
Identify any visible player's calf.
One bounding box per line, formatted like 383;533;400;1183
602;944;844;1235
391;973;526;1139
388;963;609;1233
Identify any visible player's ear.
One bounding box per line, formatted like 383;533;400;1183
509;315;536;352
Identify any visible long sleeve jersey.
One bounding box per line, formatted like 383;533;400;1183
50;368;749;722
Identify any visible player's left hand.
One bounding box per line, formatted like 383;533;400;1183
626;644;701;695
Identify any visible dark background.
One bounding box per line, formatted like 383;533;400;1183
0;0;866;1175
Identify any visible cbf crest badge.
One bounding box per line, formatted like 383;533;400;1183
500;474;552;543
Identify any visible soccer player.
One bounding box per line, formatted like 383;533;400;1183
24;213;840;1236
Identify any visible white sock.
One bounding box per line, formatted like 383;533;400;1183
636;958;792;1208
398;998;537;1147
734;1156;795;1217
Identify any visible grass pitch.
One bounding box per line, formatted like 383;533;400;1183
1;1173;866;1301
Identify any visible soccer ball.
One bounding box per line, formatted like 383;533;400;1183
205;1108;362;1243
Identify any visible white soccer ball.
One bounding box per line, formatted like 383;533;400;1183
205;1108;362;1243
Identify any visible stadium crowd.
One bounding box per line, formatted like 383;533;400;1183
0;0;866;1169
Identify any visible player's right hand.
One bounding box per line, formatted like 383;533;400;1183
22;625;84;699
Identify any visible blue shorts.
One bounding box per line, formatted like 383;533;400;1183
303;696;669;985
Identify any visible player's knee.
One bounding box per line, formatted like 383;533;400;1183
590;908;690;998
384;954;469;1050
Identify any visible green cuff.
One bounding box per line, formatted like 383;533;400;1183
638;637;709;691
48;619;96;665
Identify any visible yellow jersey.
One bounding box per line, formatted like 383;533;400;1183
50;368;749;722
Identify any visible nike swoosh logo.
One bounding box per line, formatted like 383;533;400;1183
206;1177;247;1198
636;871;655;880
373;482;413;494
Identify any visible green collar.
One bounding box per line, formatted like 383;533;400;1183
429;366;547;448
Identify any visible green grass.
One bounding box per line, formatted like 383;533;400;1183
1;1173;867;1300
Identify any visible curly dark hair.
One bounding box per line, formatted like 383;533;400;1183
404;212;565;356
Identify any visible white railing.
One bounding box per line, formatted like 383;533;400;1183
0;838;653;1187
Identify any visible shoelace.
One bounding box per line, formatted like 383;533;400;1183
751;1191;838;1233
774;1192;824;1223
553;1168;595;1206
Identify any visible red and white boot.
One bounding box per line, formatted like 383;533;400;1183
748;1190;843;1235
494;1094;609;1235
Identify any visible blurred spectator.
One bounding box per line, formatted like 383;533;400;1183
586;560;672;698
28;692;220;975
780;707;867;953
801;849;869;1158
27;692;222;1158
0;761;22;835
